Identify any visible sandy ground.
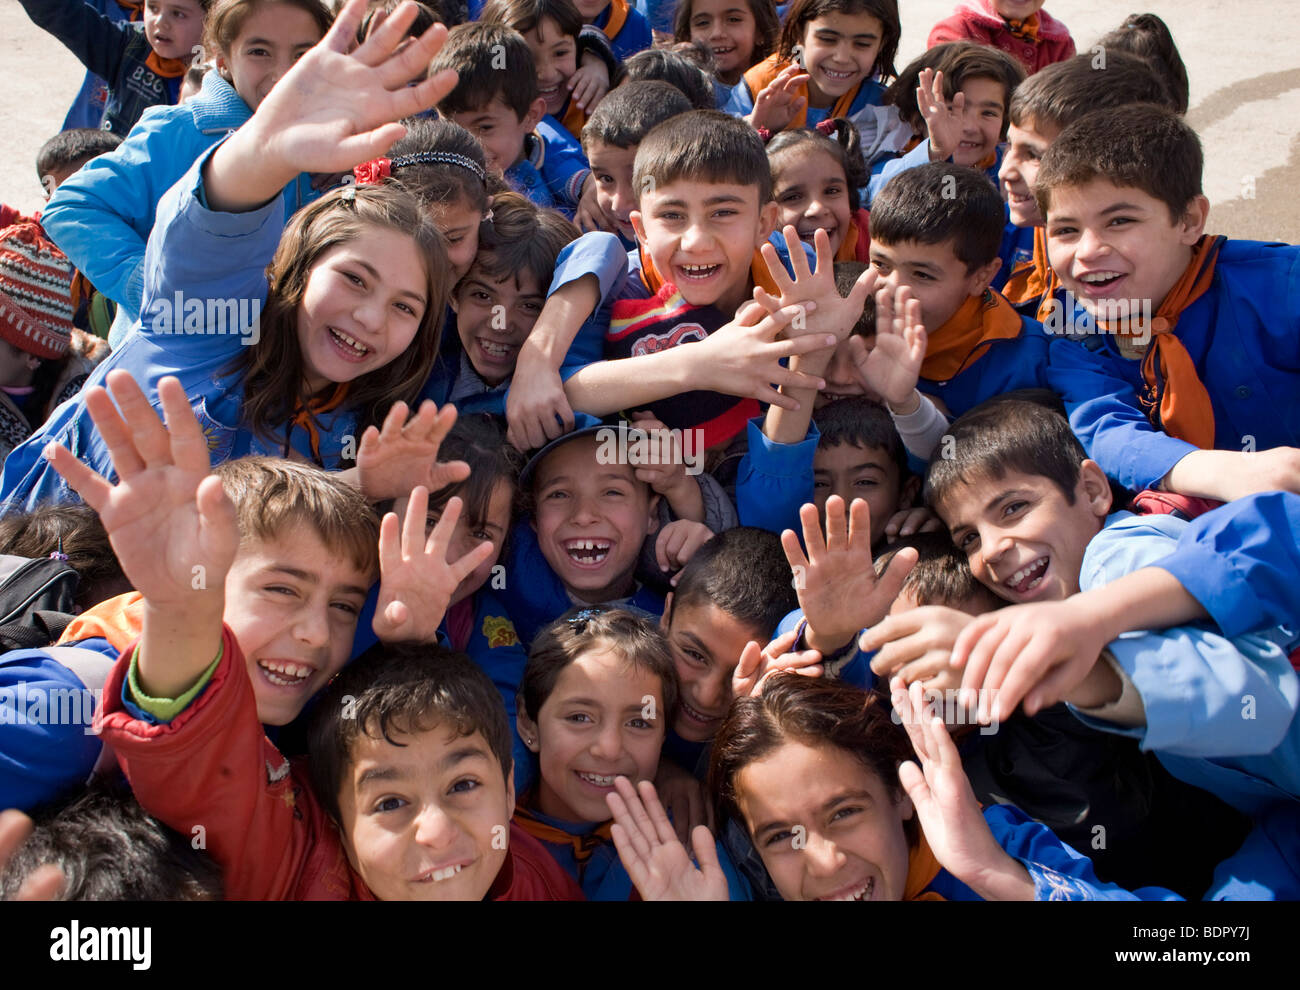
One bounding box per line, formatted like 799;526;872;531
2;0;1299;240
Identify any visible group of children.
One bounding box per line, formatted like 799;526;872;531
0;0;1297;904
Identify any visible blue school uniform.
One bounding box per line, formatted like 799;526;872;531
995;216;1037;292
632;0;675;35
592;2;654;63
735;417;818;535
504;117;591;220
917;314;1051;421
1045;239;1300;493
59;0;133;130
864;139;1004;207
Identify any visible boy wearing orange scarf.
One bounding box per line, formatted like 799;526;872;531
1039;105;1300;500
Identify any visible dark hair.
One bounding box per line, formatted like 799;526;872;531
923;397;1086;514
582;81;693;152
874;531;992;609
1035;103;1202;225
777;0;900;84
1097;13;1188;115
359;0;442;43
673;0;779;73
431;22;539;120
634;109;773;205
619;44;719;111
0;503;126;611
1008;50;1174;133
831;261;874;338
767;118;867;212
0;777;223;900
670;527;797;638
308;642;514;825
480;0;582;39
883;46;949;135
388;116;490;214
35;129;122;182
869;161;1003;273
464;190;578;294
814;396;906;476
709;675;917;845
422;413;525;558
932;41;1025;141
521;607;679;725
204;0;332;60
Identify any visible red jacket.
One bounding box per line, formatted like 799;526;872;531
97;626;583;901
928;0;1075;75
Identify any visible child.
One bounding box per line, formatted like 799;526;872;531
35;129;124;203
17;0;214;136
514;606;749;898
1036;104;1300;500
59;0;143;132
673;0;779;95
727;0;911;171
430;22;593;219
581;80;693;246
928;0;1074;76
1;8;457;513
1097;13;1189;115
40;0;332;346
767;119;870;262
619;43;720;110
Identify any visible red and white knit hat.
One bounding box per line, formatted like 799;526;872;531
0;221;75;360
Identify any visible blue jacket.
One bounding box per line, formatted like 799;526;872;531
1;148;355;515
917;314;1051;421
504;117;591;220
1045;239;1300;492
59;0;133;131
42;71;317;339
735;416;819;535
592;2;654;63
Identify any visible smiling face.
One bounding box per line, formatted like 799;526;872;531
1045;178;1207;325
524;16;578;118
631;178;778;316
688;0;759;84
664;598;760;741
999;117;1057;228
935;464;1111;604
798;11;884;108
771;146;852;256
587;139;639;241
222;525;372;726
453;266;544;386
813;442;908;548
869;238;999;332
295;224;430;395
143;0;206;61
448;97;543;176
736;737;913;901
519;646;666;823
947;76;1006;168
336;723;514;900
531;436;660;604
395;478;513;608
213;3;323;110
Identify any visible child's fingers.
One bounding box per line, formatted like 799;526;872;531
80;385;145;479
798;499;829;559
158;377;212;475
977;628;1035;722
958;619;1010;713
43;443;113;513
871;544;917;608
323;0;370;53
689;825;722;881
452;539;496;583
897;759;931;811
422;492;458;558
613;777;660;852
636;778;681;849
768;232;802;292
379;399;409;441
751;285;783;316
779;525;810;574
733;640;763;696
874;284;896;337
844;264;879;315
106;370;172;471
846;497;871;551
378;510;402;572
782;225;813;283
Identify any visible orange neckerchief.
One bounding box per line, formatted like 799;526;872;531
1001;226;1058;322
58;592;144;653
903;832;947;901
638;245;781;299
513;805;614;867
1103;234;1224;450
145;51;189;78
922;288;1023;382
976;149;997;171
290;383;351;464
559;96;587;142
743;54;860;132
601;0;629;41
834;207;871;263
1005;12;1040;42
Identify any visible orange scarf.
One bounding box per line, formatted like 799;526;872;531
513;805;614;867
638;245;781;301
922;288;1023;382
1001;226;1059;322
58;592;144;652
743;54;860;132
834;208;871;263
903;832;947;901
600;0;629;41
145;51;189;79
290;382;351;464
1005;12;1040;42
559;97;587;142
1104;235;1224;450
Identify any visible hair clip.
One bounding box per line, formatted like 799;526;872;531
815;118;838;136
50;537;68;562
353;158;392;185
340;185;357;203
390;151;487;184
567;607;604;633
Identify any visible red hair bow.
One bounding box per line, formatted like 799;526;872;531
352;158;392;185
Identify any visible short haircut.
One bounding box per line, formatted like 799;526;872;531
431;22;539;120
1;777;223;900
1035;103;1202;224
204;0;332;59
831;261;874;338
670;527;797;638
814;396;907;476
619;44;719;111
213;456;381;578
521;607;679;725
1097;13;1189;115
35;129;122;182
673;0;779;69
1008;50;1174;133
634;109;773;206
868;161;1004;273
480;0;582;39
776;0;900;84
582;81;693;152
932;41;1025;140
923;397;1086;515
874;531;989;608
308;642;514;825
469;189;577;282
388;115;489;213
768;118;868;212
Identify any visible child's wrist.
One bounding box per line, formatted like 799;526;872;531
886;389;921;416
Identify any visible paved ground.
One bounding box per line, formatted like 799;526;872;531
3;0;1299;240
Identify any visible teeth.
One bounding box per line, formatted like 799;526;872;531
1007;557;1047;589
1079;271;1122;283
479;339;513;357
578;772;617;787
822;68;854;79
330;327;369;354
258;659;312;686
825;877;873;901
430;864;463;883
682;700;717;723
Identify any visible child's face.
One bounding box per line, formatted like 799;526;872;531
817;340;882;407
813;442;908;548
524;16;578;119
998;118;1057;228
572;0;609;21
142;0;206;61
663;597;761;742
631;178;778;317
798;12;884;106
296;224;430;394
869;238;999;332
736;738;913;901
336;723;514;900
397;478;514;607
0;339;40;389
936;463;1112;605
991;0;1046;20
688;0;759;82
772;147;852;257
222;524;372;726
531;437;660;603
587;139;639;242
448;97;544;176
1045;178;1209;325
453;265;545;386
428;198;483;284
521;646;666;823
214;3;322;110
946;76;1005;169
